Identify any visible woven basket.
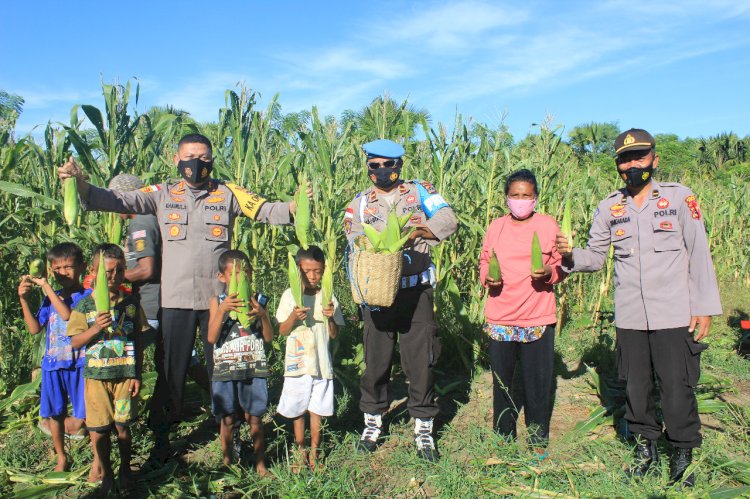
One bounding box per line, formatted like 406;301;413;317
349;237;402;307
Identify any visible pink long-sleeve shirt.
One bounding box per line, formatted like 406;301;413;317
479;213;566;327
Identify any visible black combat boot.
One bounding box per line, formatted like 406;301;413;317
626;438;659;478
669;447;695;487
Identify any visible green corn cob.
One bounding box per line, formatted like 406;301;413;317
288;252;304;308
108;213;123;244
294;175;311;250
531;231;543;273
236;262;252;328
398;211;412;229
362;223;383;251
29;258;45;279
94;251;110;313
321;260;333;308
488;249;501;280
228;259;238;321
561;199;572;247
63;177;79;226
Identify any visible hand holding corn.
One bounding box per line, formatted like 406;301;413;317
94;311;113;331
530;265;552;282
219;293;244;315
321;301;335;319
555;231;575;257
289;179;313;215
245;296;268;323
288;306;311;324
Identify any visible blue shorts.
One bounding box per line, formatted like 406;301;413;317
40;368;86;419
211;378;268;419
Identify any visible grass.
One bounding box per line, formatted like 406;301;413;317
1;271;749;498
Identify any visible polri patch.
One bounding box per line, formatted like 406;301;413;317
135;239;146;252
169;225;180;237
211;227;223;237
657;198;669;209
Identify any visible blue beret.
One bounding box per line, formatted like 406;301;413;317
362;139;405;159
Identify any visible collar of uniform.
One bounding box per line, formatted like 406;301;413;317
366;181;406;203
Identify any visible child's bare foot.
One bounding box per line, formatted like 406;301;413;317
87;465;103;483
256;462;269;477
54;455;69;472
119;467;133;492
97;473;114;497
222;455;232;467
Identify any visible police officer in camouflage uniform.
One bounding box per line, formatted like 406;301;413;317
59;134;298;461
555;129;722;487
344;139;458;461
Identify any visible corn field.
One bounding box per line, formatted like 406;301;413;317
0;82;749;496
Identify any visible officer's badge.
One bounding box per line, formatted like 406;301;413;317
641;171;650;180
212;214;221;222
611;210;626;217
398;184;409;194
610;204;624;212
135;239;146;252
170;196;184;203
206;197;224;203
406;195;417;204
389;172;398;182
168;212;181;221
659;221;673;230
615;229;625;237
410;215;422;225
212;227;223;237
201;168;208;178
657;198;669;209
169;225;180;237
140;185;161;193
624;134;635;146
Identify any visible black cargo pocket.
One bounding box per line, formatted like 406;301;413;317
429;330;442;368
616;344;628;382
684;336;702;388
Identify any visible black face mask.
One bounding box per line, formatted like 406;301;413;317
178;158;213;184
620;164;654;188
368;167;401;189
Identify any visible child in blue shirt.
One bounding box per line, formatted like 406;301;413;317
17;242;90;472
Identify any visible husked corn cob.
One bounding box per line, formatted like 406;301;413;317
561;199;572;247
236;262;252;329
228;259;239;321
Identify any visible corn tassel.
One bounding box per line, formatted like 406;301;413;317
63;177;79;226
94;252;110;313
288;252;304;307
294;175;311;250
488;249;501;280
561;199;572;247
236;261;252;328
228;259;238;321
29;258;45;278
531;231;543;273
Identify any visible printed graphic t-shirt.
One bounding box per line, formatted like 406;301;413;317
66;294;146;380
212;294;269;382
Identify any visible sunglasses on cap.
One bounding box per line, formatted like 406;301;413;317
367;160;399;169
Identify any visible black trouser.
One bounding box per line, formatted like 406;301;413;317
149;308;212;428
359;285;441;419
488;327;555;445
616;327;702;448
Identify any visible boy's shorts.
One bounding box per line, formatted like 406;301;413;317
212;378;268;420
40;368;86;419
84;378;138;431
277;375;333;418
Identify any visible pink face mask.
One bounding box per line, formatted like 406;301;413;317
507;198;537;219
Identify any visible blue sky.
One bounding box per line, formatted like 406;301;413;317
3;0;750;140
